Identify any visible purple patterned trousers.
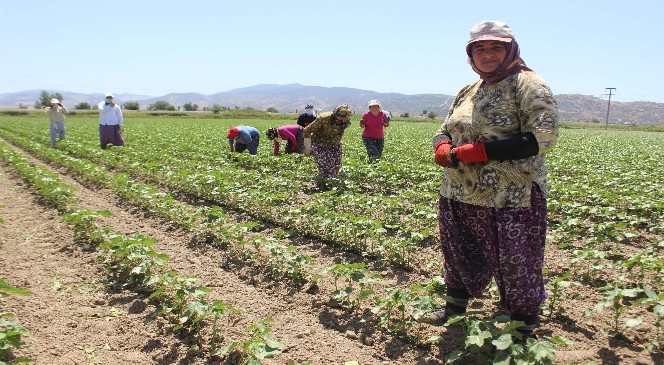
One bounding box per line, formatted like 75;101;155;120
312;143;342;178
438;184;548;316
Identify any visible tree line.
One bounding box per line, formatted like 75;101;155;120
34;91;233;113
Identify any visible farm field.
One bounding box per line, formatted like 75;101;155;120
0;113;662;365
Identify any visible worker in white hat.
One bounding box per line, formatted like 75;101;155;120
97;93;124;148
359;99;391;161
45;97;68;147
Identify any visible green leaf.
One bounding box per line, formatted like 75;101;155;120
0;279;31;296
424;335;444;344
626;316;643;327
492;333;513;350
446;349;463;362
493;352;511;365
263;337;287;349
529;340;557;361
548;335;573;345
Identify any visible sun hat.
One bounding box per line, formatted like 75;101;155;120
105;93;114;99
468;20;514;44
227;127;240;139
266;128;279;140
334;104;352;117
50;98;60;104
368;100;380;107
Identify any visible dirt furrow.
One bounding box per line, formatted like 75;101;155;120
0;144;443;363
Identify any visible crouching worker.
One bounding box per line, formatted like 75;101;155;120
227;126;260;155
266;125;305;156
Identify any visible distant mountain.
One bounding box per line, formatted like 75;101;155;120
1;84;662;124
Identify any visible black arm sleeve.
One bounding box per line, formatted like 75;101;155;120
484;132;539;161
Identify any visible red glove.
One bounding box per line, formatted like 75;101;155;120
454;142;488;164
434;141;454;167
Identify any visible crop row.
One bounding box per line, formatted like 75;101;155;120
1;122;577;364
0;140;301;364
1;116;663;360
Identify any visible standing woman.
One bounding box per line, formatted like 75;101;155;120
45;98;67;147
303;104;352;181
97;93;124;149
421;21;559;342
266;125;305;155
359;99;390;161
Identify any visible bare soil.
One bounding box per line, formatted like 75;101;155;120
0;145;662;365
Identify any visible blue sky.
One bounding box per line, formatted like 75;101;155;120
1;0;661;102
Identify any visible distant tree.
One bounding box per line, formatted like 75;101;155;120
266;107;278;113
75;102;91;110
183;102;199;111
148;100;172;110
123;101;140;110
35;90;63;109
18;103;28;109
427;111;437;120
212;104;223;114
400;112;410;118
166;105;176;111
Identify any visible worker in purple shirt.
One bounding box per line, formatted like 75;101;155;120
266;125;305;155
227;125;260;155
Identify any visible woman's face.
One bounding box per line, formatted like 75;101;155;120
470;40;508;73
369;105;380;115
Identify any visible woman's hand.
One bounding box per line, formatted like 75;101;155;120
434;141;456;167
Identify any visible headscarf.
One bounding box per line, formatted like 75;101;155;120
266;128;279;140
304;104;316;117
466;40;532;85
227;127;239;139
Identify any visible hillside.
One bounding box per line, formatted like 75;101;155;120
1;84;662;124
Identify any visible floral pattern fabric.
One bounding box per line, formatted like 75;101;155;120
438;184;548;315
433;72;559;208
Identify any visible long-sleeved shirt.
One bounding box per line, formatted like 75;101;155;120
98;102;123;126
273;124;302;155
303;112;350;147
45;105;67;122
433;71;559;208
360;110;389;138
228;125;260;148
297;112;316;128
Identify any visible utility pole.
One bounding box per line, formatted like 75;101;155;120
603;87;616;130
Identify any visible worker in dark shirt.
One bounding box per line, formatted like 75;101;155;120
297;103;317;128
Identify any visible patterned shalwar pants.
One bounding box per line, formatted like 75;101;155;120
437;184;548;316
312;143;342;178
